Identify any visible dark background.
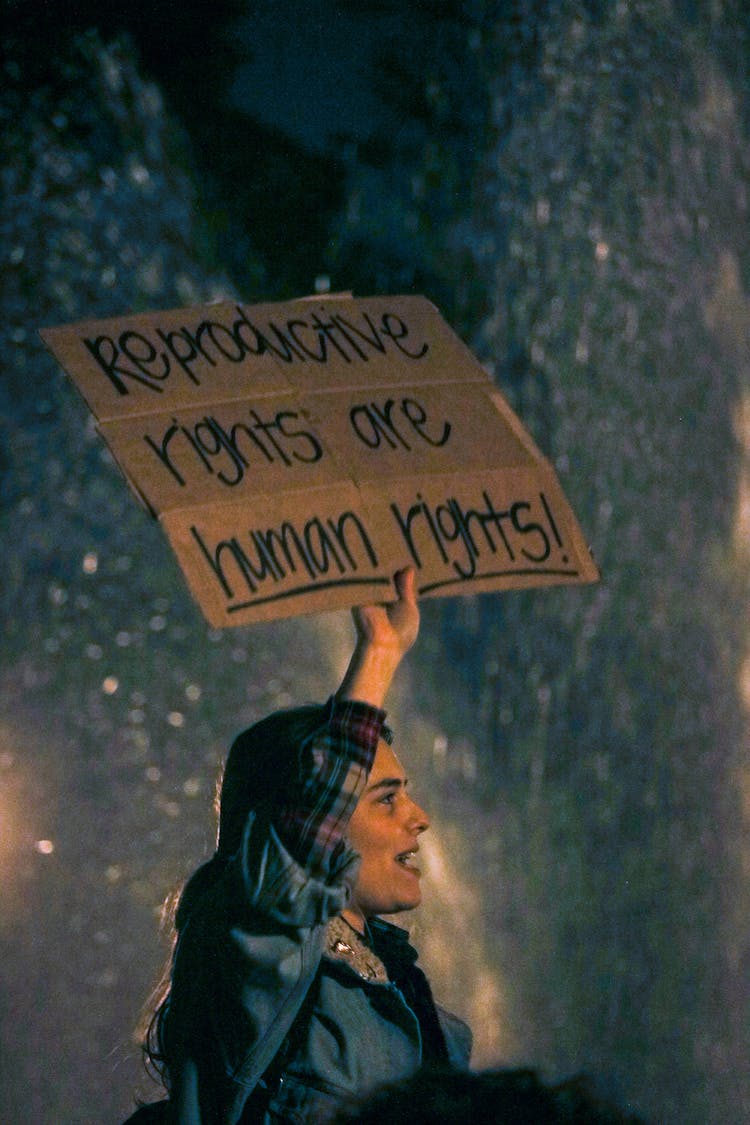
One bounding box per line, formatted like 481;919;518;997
2;2;750;1122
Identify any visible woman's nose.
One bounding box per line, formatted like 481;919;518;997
407;797;430;834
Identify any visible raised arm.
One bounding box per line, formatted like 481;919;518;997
275;568;419;877
336;567;420;708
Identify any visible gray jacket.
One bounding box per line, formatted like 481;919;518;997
163;810;472;1123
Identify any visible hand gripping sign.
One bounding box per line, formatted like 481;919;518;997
40;293;599;626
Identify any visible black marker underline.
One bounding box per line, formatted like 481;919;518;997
418;567;581;595
227;576;392;613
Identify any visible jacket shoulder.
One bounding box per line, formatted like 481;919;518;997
436;1004;473;1069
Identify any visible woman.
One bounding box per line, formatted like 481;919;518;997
139;567;471;1123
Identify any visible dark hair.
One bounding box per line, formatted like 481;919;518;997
334;1067;649;1125
142;703;327;1085
214;703;325;858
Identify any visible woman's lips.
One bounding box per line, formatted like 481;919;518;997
395;848;420;874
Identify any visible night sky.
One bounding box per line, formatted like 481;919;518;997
229;0;398;149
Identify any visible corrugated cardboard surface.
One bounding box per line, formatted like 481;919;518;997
41;293;599;625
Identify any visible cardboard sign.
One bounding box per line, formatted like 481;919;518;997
41;294;599;626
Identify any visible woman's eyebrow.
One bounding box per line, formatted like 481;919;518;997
365;777;408;794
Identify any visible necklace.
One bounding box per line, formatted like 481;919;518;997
341;912;374;948
326;916;388;983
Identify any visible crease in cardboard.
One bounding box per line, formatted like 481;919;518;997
40;293;599;626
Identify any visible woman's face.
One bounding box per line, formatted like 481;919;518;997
344;739;429;930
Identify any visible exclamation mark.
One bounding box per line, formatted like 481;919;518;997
540;492;568;564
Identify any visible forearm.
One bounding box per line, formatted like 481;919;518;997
337;566;419;708
335;639;405;709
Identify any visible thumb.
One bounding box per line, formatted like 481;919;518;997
393;566;416;603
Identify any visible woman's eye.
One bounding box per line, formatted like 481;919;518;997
379;791;396;805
